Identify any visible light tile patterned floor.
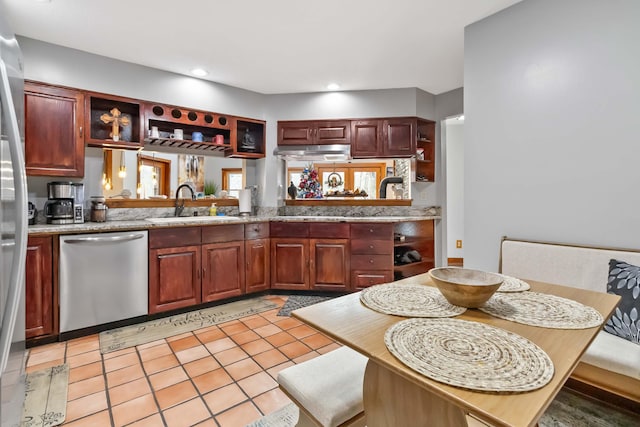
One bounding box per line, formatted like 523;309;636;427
26;295;340;427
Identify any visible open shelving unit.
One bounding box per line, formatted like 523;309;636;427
393;221;435;280
415;118;436;182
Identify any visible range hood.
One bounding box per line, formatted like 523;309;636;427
273;144;351;161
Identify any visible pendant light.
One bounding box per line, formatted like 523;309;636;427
118;150;126;178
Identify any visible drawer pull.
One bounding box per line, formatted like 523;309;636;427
369;259;374;264
369;245;374;249
369;228;374;233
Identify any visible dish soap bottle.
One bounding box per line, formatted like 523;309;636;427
209;203;217;216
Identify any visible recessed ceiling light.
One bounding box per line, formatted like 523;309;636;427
35;0;52;3
327;83;340;91
191;68;208;77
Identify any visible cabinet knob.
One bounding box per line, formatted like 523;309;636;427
369;228;374;233
369;245;374;249
369;259;374;264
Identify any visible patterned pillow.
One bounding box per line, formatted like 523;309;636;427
604;259;640;345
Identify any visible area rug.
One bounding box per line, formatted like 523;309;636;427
247;389;640;427
100;296;278;353
22;364;69;427
276;295;334;317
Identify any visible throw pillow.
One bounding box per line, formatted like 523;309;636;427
604;259;640;345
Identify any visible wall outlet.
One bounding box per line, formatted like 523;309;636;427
456;240;463;249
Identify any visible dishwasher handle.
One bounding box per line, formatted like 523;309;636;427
63;233;146;244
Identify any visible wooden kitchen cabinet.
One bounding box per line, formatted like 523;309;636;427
277;120;350;145
270;222;350;291
148;244;202;314
24;81;84;177
201;241;245;302
415;118;436;182
351;117;416;158
245;223;270;294
25;235;54;339
149;225;248;313
350;223;394;290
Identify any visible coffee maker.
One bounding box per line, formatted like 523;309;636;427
44;182;84;224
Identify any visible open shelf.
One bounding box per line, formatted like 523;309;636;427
85;93;144;149
144;137;231;153
415;118;435;182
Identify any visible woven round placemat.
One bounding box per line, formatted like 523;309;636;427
478;292;603;329
384;319;554;393
360;283;466;317
385;318;554;393
497;274;530;292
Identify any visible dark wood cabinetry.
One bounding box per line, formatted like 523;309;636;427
350;223;394;290
148;225;247;314
26;235;54;339
245;223;270;294
270;222;350;291
351;118;416;158
278;120;350;145
24;82;84;177
393;220;435;279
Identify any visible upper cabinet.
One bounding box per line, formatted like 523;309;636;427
84;92;144;149
25;81;85;177
278;120;350;145
351;117;416;158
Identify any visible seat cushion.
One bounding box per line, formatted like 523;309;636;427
583;331;640;379
277;346;368;427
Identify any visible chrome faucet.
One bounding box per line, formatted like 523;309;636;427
174;183;196;216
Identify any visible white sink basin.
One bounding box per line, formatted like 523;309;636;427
145;216;241;224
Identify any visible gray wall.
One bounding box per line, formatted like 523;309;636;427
445;120;464;260
464;0;640;271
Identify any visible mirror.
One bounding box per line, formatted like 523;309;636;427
103;149;244;199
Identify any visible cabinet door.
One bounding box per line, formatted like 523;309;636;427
383;118;416;157
310;238;350;291
270;238;309;290
149;245;201;314
25;236;53;339
246;238;270;294
351;120;382;157
24;82;84;177
201;241;245;302
278;121;314;145
315;121;351;145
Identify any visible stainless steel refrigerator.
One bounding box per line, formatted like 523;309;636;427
0;7;28;427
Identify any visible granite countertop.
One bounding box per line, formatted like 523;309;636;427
28;215;440;235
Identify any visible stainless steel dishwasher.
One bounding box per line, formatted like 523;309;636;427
59;230;148;333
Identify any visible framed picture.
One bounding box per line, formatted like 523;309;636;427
178;155;205;192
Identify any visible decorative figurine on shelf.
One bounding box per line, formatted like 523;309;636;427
240;127;257;151
298;165;323;198
100;107;130;142
288;181;298;200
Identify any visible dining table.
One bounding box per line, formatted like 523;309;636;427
291;272;620;427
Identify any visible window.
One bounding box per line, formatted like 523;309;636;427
222;168;243;198
316;162;386;198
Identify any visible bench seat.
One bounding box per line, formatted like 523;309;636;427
277;346;368;427
500;238;640;404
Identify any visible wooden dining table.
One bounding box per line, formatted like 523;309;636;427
291;273;620;427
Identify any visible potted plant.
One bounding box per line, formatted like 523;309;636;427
204;180;219;198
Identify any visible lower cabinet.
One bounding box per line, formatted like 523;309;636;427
148;225;246;314
26;235;54;339
350;223;394;290
270;222;350;291
245;223;270;294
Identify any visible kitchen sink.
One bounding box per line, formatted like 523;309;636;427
145;216;241;224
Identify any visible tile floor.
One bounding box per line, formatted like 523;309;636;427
26;295;339;427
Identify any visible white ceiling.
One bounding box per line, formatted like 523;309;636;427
2;0;521;95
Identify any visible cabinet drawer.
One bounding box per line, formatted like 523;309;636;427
245;222;269;239
350;223;393;239
309;223;349;239
202;224;244;243
351;239;393;255
352;270;393;290
351;254;393;270
149;227;201;249
270;222;309;238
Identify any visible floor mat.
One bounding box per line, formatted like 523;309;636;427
99;296;278;353
276;295;334;317
22;364;69;427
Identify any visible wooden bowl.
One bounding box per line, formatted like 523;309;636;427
428;267;503;308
